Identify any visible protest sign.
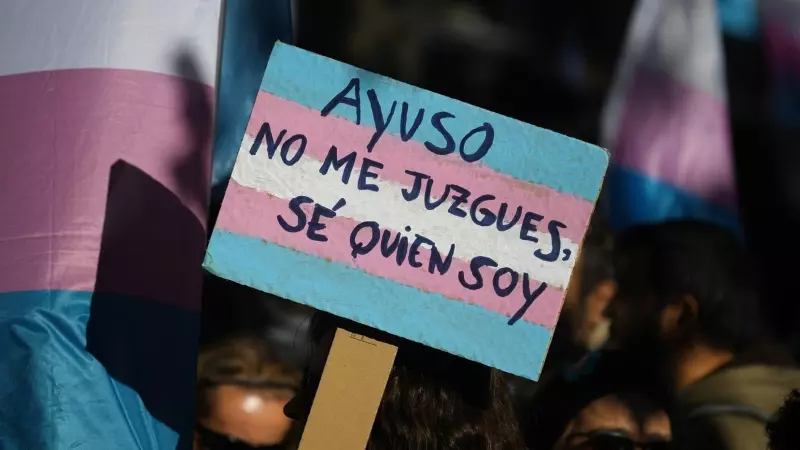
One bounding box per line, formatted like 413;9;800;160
205;42;609;380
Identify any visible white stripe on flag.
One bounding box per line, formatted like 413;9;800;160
602;0;727;149
0;0;221;83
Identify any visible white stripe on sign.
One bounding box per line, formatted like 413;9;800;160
0;0;221;83
232;134;578;290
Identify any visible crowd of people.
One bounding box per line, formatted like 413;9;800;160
192;0;800;447
194;219;800;450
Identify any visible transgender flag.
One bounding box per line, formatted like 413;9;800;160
211;0;293;192
601;0;740;232
0;1;220;448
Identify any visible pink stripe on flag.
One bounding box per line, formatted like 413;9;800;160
0;69;211;311
216;180;565;329
244;92;594;243
764;20;800;76
612;67;737;210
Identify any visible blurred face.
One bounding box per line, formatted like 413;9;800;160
560;257;615;357
196;385;295;449
555;394;672;450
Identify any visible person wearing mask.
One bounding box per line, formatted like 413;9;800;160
606;221;800;450
284;312;526;450
195;335;302;450
767;389;800;450
522;350;672;450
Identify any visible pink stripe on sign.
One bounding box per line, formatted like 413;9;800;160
0;69;211;311
612;67;737;210
245;92;593;243
216;181;565;329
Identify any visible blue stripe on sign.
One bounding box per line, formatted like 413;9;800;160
204;230;554;380
259;42;609;202
0;290;199;449
608;166;742;236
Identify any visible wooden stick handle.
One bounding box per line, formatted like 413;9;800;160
297;328;398;450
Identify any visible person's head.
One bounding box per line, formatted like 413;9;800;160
196;335;302;450
767;389;800;450
523;351;672;450
606;221;760;368
560;218;616;354
284;312;525;450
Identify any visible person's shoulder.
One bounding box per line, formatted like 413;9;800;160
706;415;769;450
767;389;800;450
677;373;776;450
681;363;800;412
678;414;767;450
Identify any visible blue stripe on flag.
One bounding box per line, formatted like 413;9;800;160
717;0;759;40
212;0;293;188
0;290;199;449
608;166;741;235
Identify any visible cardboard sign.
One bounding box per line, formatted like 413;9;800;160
205;42;609;380
297;329;397;450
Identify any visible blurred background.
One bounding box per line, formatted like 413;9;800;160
203;0;798;362
198;0;800;448
6;1;800;449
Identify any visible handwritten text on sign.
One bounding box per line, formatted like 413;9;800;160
206;43;608;380
252;78;568;325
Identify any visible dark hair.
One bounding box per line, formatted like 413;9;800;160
578;216;615;300
614;220;761;352
310;313;525;450
521;351;669;450
767;389;800;450
195;335;301;420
